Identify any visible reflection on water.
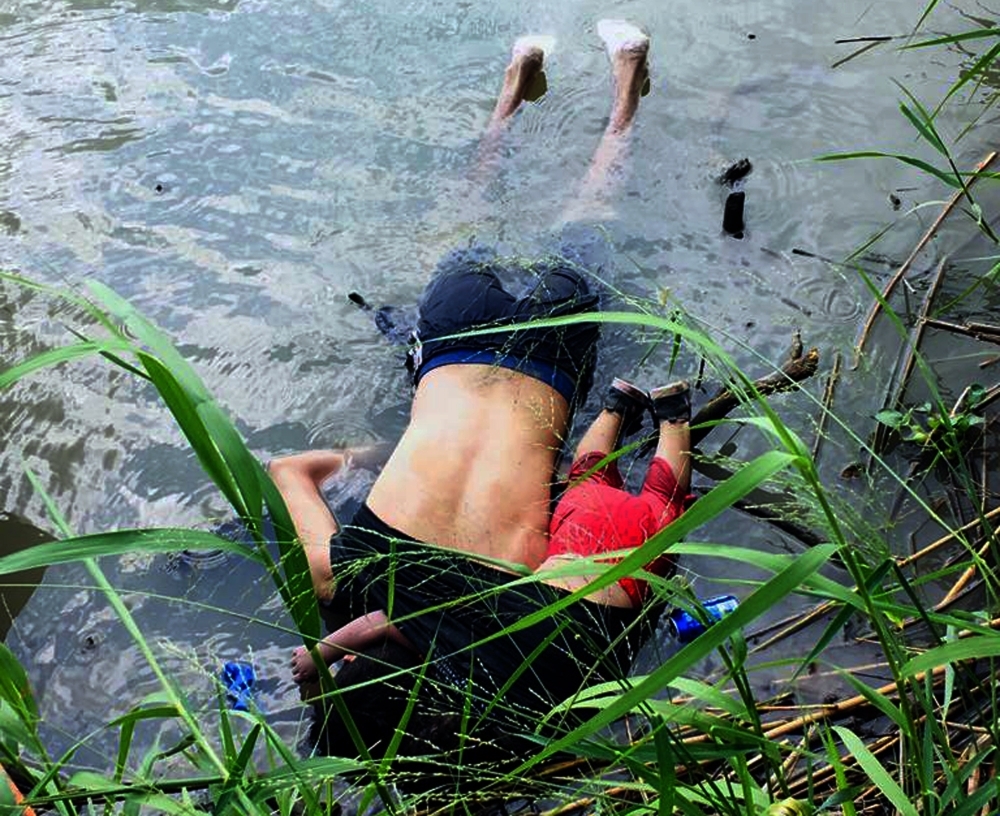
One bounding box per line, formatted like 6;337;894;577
1;0;996;770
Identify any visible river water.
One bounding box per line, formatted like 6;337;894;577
1;0;997;771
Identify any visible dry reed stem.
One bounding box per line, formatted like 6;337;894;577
762;665;948;741
812;350;842;461
853;150;999;367
748;600;836;654
755;505;1000;654
922;317;1000;347
897;504;1000;568
935;534;994;610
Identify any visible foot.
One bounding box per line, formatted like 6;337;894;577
597;20;651;131
493;36;552;120
290;642;339;685
650;380;691;424
604;377;651;437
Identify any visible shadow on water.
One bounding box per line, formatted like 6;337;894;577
0;512;52;643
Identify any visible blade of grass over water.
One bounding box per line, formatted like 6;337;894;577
515;544;838;773
24;467;226;777
8;51;1000;807
0;529;266;574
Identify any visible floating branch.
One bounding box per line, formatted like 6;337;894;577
812;350;843;461
691;332;819;447
853;150;999;367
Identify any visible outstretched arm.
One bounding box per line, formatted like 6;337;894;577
268;450;350;602
290;609;418;684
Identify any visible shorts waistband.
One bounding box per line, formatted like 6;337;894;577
417;349;576;405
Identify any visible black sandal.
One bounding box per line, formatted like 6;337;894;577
604;377;651;437
649;380;691;424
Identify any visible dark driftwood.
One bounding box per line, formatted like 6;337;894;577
853;150;999;367
690;333;820;447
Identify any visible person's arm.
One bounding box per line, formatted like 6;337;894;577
290;609;418;683
268;450;350;601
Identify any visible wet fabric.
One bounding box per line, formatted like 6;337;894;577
409;236;603;411
326;503;656;736
548;452;693;607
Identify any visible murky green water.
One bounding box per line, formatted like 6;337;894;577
1;0;996;764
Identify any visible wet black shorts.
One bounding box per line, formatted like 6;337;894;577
409;228;605;410
328;503;650;727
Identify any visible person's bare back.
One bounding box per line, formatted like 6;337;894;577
367;364;567;569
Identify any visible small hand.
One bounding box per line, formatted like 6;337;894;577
290;645;320;684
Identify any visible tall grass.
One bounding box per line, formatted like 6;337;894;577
2;258;998;815
3;5;1000;813
0;270;847;813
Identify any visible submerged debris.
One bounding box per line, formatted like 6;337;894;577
723;191;745;238
717;157;753;187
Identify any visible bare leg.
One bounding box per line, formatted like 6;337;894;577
653;420;691;493
649;381;692;495
562;20;650;223
474;36;553;181
574;409;625;460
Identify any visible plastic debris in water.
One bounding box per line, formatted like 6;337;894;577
667;595;740;644
221;661;256;711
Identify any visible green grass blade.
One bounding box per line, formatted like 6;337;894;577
897;101;948;157
832;727;917;816
517;543;838;771
85;281;214;402
0;529;265;575
936;41;1000;112
901;633;1000;676
0;341;130;390
816;150;961;187
0;644;38;724
26;468;226;777
137;352;246;519
652;718;675;816
912;0;941;34
214;723;261;815
904;29;1000;48
0;701;38;751
837;671;908;731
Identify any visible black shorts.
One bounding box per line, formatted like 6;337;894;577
409;239;602;410
328;504;651;730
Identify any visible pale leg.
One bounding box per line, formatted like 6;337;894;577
561;20;650;223
474;36;553;181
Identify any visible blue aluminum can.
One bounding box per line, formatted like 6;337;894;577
667;594;740;644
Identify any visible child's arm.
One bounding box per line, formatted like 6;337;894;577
290;610;417;684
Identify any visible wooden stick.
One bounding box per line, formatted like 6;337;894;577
896;505;1000;568
853;150;999;368
935;535;993;609
762;664;948;740
691;335;820;447
812;350;842;461
922;318;1000;347
749;600;836;654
